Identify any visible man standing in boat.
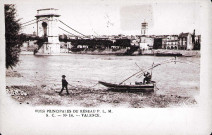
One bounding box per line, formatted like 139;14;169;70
59;75;70;95
143;72;152;84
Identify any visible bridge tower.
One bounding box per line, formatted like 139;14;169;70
35;8;60;54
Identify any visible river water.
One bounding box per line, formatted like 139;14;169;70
10;54;200;97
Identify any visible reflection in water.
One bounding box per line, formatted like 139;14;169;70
13;54;199;97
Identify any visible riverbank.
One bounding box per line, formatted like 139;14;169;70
70;49;201;57
21;49;201;57
6;69;197;108
6;85;197;107
136;49;201;57
72;48;128;55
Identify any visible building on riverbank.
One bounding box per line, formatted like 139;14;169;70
178;33;193;50
20;25;201;54
162;35;179;50
193;35;201;50
139;35;154;50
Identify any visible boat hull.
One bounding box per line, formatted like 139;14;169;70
98;81;154;92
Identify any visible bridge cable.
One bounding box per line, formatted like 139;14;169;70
21;18;49;27
21;19;37;25
21;21;37;27
58;27;83;39
59;20;86;37
21;19;88;39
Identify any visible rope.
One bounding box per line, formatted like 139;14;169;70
68;82;99;89
59;20;86;37
119;58;175;85
90;83;99;88
135;58;200;81
135;62;142;70
119;57;200;85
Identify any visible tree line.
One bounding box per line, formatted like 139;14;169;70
5;4;22;69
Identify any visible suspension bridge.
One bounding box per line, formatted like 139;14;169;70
21;8;90;55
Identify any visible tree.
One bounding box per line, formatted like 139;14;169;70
5;4;22;69
114;39;131;48
153;38;162;49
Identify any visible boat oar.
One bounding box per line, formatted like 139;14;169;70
119;58;175;85
120;58;199;85
120;64;159;85
119;66;152;85
119;70;144;85
137;60;172;77
135;62;146;78
151;62;154;77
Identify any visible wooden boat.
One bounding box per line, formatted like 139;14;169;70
98;81;155;92
98;58;195;93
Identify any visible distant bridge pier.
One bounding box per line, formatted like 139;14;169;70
35;8;60;55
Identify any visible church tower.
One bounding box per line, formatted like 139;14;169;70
141;21;148;36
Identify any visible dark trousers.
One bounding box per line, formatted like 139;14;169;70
143;78;151;84
59;85;69;94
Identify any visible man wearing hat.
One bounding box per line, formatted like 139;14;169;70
59;75;69;95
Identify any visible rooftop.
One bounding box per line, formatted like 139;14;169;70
179;33;190;37
35;8;60;18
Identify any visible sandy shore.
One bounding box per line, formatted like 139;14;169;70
6;69;197;108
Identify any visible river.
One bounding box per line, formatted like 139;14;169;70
8;54;200;97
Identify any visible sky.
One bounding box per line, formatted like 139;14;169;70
15;0;202;36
